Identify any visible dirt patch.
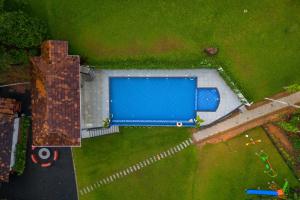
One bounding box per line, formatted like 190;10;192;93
149;37;186;54
0;65;30;84
263;123;293;153
84;37;186;58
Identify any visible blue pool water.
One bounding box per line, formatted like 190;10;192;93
109;77;220;126
196;88;220;111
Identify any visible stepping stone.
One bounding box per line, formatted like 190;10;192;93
146;159;150;165
103;179;107;184
80;190;84;196
86;187;90;193
143;161;147;166
116;173;120;178
113;174;116;179
140;162;144;167
130;167;133;172
180;144;184;149
188;138;193;144
133;166;137;171
185;140;191;145
93;183;98;188
106;177;110;183
83;188;87;194
136;165;140;170
153;156;157;161
126;169;130;174
110;176;114;181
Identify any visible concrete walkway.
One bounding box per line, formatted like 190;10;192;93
193;92;300;142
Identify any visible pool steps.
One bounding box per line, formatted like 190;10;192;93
81;126;119;138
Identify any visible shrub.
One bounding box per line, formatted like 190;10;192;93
195;116;204;128
278;121;299;133
0;11;47;49
103;118;111;128
13;116;30;175
285;84;300;93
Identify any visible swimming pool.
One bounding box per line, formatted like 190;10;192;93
109;77;220;126
196;88;220;111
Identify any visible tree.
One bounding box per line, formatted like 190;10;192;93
0;11;47;49
0;0;47;70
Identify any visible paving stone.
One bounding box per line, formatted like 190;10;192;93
83;188;87;194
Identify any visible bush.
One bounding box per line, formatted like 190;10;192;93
12;116;30;175
0;11;47;49
285;84;300;93
278;121;299;133
7;49;28;65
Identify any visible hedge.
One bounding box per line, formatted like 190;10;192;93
12;116;30;175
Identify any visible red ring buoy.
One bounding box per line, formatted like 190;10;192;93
41;162;52;168
31;154;38;164
31;147;59;167
53;150;59;161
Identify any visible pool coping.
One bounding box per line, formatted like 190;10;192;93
81;69;242;128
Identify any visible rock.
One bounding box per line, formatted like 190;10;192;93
204;47;218;56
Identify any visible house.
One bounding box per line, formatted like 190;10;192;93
31;40;81;147
0;98;21;182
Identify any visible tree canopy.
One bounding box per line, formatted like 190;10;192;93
0;0;47;70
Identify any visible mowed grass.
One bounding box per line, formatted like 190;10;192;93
26;0;300;101
73;127;299;200
194;127;299;199
72;127;198;200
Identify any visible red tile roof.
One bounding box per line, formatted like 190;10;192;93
0;98;20;182
31;40;81;146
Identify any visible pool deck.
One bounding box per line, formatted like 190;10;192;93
81;69;242;128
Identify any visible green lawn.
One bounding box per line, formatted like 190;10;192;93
26;0;300;101
73;127;198;200
73;127;299;200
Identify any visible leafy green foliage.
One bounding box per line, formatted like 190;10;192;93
195;115;204;128
0;0;47;73
278;113;300;133
286;84;300;93
13;116;30;175
0;11;46;48
103;118;111;128
278;121;299;133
